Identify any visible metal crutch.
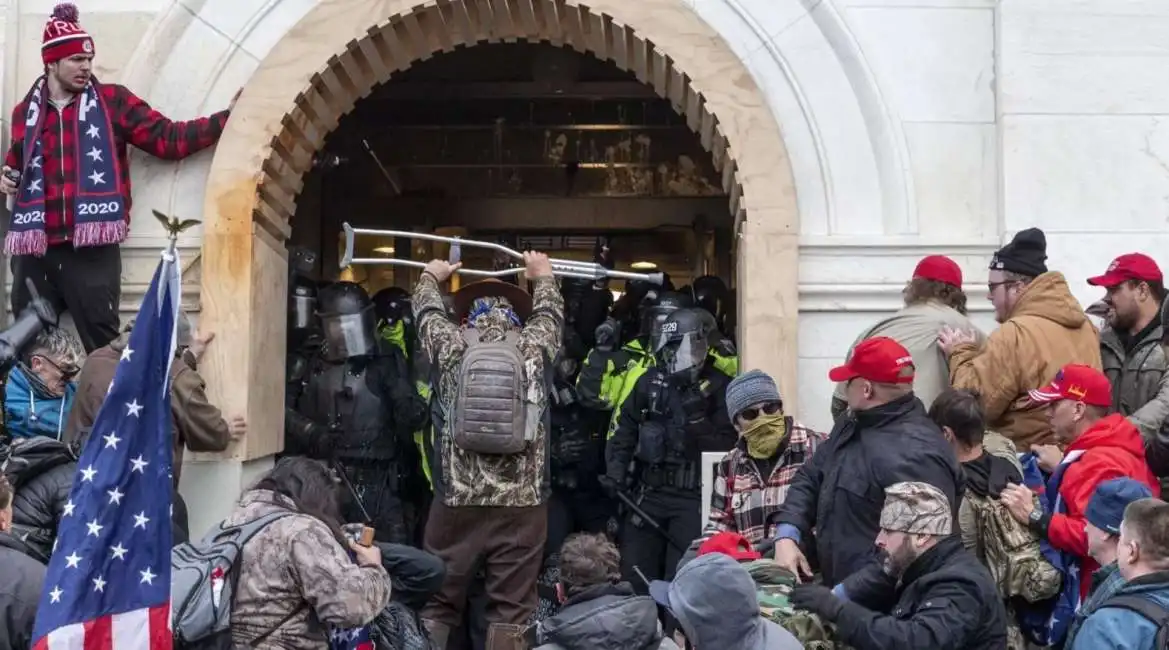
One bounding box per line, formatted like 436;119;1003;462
339;223;666;285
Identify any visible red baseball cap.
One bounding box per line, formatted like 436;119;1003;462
1028;364;1112;408
913;255;963;288
1087;253;1163;287
697;532;761;561
829;337;916;384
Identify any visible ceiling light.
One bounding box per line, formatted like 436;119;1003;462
631;261;657;270
373;246;396;254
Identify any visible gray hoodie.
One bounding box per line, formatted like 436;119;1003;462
658;554;804;650
534;582;680;650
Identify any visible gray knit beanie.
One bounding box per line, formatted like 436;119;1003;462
725;369;782;420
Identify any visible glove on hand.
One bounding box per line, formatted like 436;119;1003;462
791;584;844;621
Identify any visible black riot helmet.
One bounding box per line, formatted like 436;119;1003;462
639;291;692;339
653;308;713;382
289;246;317;279
690;276;729;324
317;282;377;361
372;286;412;325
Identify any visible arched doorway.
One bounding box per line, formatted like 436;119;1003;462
199;0;799;464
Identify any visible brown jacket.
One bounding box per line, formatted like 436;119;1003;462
63;332;231;484
949;271;1103;447
226;490;392;649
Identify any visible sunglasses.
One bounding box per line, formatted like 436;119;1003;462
739;401;782;421
34;354;78;381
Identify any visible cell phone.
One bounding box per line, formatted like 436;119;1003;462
341;523;375;547
4;169;19;211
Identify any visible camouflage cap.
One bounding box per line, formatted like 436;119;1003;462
879;481;952;536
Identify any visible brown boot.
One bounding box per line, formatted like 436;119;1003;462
486;623;526;650
422;618;452;650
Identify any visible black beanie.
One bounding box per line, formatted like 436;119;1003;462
990;227;1048;277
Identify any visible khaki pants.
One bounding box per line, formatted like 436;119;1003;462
422;500;548;629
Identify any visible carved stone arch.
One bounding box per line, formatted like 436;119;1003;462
201;0;799;460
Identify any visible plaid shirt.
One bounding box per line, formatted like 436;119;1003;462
701;419;826;546
5;83;228;244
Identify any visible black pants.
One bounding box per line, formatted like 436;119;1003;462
339;459;410;545
620;488;702;590
546;487;615;558
11;243;121;353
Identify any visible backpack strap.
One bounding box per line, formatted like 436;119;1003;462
1101;594;1169;648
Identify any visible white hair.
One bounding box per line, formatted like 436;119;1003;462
28;328;85;368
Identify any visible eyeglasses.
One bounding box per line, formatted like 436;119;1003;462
33;354;78;382
739;401;782;421
987;280;1019;293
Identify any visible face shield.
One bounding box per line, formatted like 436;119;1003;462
655;331;709;378
290;293;316;332
320;304;377;361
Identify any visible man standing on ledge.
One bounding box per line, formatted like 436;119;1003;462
0;3;235;352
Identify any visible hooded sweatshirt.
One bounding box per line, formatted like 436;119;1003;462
534;582;677;650
949;271;1103;448
1048;414;1160;598
666;554;803;650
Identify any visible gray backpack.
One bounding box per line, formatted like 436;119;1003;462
171;511;298;649
451;329;538;455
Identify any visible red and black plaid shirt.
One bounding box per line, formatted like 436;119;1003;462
5;83;228;244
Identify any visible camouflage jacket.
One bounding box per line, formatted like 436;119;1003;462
226;490;393;649
413;274;564;507
743;559;849;650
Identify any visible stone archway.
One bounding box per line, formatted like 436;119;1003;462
200;0;799;462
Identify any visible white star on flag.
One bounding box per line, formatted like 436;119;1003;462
86;124;100;139
28;179;42;193
85;519;103;537
103;432;120;449
107;487;124;506
92;576;106;593
126;400;144;417
64;552;81;569
130;455;149;473
49;587;62;603
62;500;75;517
133;512;150;529
110;544;128;560
79;466;97;482
86;146;103;162
88;170;105;185
120;346;133;361
139;567;156;585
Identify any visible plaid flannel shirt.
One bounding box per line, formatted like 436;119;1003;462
701;419;826;546
5;83;228;244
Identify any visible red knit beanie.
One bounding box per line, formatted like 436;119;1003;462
42;3;94;66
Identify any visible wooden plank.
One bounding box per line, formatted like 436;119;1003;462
447;0;479;45
650;48;668;98
358;27;392;81
426;2;458;52
401;11;433;61
684;84;702;133
698;105;716;152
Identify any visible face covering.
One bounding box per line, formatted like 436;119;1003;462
741;413;788;459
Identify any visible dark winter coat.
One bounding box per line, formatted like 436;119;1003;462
774;393;962;585
0;531;46;650
830;536;1008;650
533;582;679;650
2;435;76;563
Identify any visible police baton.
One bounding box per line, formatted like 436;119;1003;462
614;489;688;552
329;388;376;546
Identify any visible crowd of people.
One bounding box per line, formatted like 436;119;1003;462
2;4;1169;650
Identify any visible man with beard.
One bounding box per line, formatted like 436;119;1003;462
791;482;1007;650
1087;254;1169;491
0;3;235;353
292;281;427;545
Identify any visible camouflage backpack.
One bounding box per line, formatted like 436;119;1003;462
966;492;1062;603
741;559;850;650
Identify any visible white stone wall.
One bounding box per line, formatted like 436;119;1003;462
3;0;1168;439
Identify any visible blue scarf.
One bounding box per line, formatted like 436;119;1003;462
6;76;126;257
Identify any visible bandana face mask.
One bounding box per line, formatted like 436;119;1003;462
740;412;787;459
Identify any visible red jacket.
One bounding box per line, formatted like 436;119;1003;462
5;82;227;245
1048;414;1160;598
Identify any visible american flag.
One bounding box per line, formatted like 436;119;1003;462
32;246;181;650
329;549;375;650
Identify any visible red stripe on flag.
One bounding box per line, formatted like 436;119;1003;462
33;636;49;650
83;616;112;650
148;604;173;650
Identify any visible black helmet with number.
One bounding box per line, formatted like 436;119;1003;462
639;291;692;339
653;308;713;382
317;281;376;361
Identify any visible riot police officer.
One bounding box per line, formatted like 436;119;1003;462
283;248;325;459
291;281;427;544
601;308;737;586
373;286;414;357
689;275;731;336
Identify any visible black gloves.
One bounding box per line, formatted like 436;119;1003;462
791;584;844;621
594;318;621;351
597;474;621;498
